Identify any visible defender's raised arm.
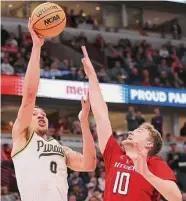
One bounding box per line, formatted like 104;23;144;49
65;95;96;171
81;46;112;154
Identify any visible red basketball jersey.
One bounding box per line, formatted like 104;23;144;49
103;136;176;201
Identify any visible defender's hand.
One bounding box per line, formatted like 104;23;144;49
131;143;150;177
28;17;44;47
81;46;96;77
78;93;90;122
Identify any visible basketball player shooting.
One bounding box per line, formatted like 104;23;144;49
11;20;96;201
81;46;182;201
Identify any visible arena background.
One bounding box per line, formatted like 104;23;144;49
1;1;186;201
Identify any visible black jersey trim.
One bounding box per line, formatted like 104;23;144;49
12;132;34;158
45;138;54;142
40;136;55;142
43;136;62;145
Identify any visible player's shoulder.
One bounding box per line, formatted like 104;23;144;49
147;155;167;173
148;155;176;181
148;155;167;166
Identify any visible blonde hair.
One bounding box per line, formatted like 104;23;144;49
140;122;163;156
35;105;44;111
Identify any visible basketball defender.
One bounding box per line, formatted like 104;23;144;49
81;46;182;201
11;20;96;201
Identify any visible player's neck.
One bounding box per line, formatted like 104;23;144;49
126;150;137;159
125;146;137;158
42;135;47;140
36;132;47;140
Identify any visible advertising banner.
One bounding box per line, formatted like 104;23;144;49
1;75;123;103
124;85;186;107
1;75;186;107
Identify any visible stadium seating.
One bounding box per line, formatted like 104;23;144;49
1;26;186;88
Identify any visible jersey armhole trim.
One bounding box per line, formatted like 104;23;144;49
12;132;34;158
47;138;54;141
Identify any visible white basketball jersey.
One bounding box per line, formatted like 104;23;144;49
12;133;68;201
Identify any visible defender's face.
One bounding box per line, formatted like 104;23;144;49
30;108;48;135
122;127;153;151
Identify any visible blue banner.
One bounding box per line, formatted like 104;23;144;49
122;85;186;107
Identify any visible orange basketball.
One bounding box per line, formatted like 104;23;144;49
31;2;66;38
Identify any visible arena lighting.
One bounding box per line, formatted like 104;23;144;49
8;4;12;8
96;6;100;11
9;121;13;127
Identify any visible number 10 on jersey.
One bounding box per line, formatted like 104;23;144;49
113;171;130;195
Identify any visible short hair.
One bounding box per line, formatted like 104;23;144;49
140;122;163;156
35;105;40;109
34;105;44;112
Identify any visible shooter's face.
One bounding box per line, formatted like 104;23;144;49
30;108;48;135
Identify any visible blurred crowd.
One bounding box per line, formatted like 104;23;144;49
66;9;183;41
143;21;182;40
98;37;186;88
126;106;186;137
47;111;97;141
1;27;186;88
126;107;164;136
67;9;95;28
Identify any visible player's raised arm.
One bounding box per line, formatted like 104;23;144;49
12;18;44;143
64;94;96;171
81;46;112;154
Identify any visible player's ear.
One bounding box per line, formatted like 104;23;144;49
145;141;153;149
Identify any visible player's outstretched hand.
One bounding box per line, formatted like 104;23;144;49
131;143;150;178
78;93;90;122
81;46;96;78
28;17;44;47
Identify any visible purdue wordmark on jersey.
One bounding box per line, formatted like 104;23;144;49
37;140;65;158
